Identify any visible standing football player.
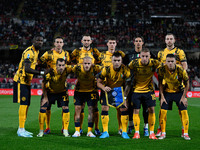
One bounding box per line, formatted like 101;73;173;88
13;35;49;137
156;33;188;137
157;54;190;140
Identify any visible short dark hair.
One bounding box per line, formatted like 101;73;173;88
166;53;175;58
54;36;63;42
56;58;65;64
107;36;116;41
82;33;91;38
165;33;176;39
112;51;122;57
141;48;150;53
33;34;43;40
134;36;144;42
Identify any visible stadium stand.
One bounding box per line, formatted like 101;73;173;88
0;0;199;90
0;0;199;49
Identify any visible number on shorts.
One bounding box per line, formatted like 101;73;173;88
151;94;156;100
91;93;96;100
62;96;66;101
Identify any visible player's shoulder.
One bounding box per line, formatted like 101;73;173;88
104;65;111;73
176;64;184;72
44;72;52;80
23;46;34;54
93;64;102;72
175;47;184;51
158;49;165;54
150;58;159;63
130;58;140;64
158;63;165;69
46;49;53;54
92;47;99;52
100;51;107;55
73;64;81;71
175;47;185;53
158;64;167;73
63;49;70;54
117;50;125;56
94;64;102;69
72;47;81;53
121;63;128;69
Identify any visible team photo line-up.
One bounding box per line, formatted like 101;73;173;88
13;33;190;140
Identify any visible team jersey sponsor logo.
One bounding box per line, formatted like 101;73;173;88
22;97;26;101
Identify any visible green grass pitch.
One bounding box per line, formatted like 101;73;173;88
0;95;199;150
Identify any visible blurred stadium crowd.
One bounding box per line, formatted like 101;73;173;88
0;0;199;49
0;58;199;89
0;0;199;89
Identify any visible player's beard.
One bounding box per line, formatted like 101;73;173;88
113;64;121;70
34;44;42;50
168;64;175;71
56;47;62;53
58;69;64;74
136;46;141;52
167;43;174;48
84;44;90;49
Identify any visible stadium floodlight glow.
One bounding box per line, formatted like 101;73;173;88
151;15;182;18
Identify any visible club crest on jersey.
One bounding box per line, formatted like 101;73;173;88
112;91;118;97
27;54;30;58
22;97;26;101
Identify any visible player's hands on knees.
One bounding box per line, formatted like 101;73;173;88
160;97;167;106
123;97;128;108
180;97;188;107
124;100;128;109
41;97;48;106
104;86;111;92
